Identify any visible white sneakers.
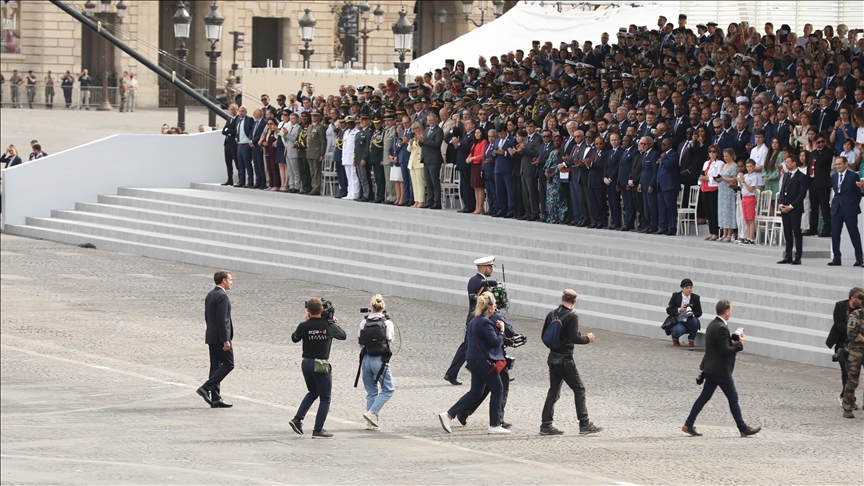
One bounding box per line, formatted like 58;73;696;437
363;410;379;428
438;412;452;433
488;426;511;434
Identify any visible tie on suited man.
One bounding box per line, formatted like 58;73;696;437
828;159;864;267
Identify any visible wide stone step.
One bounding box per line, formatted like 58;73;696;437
5;222;833;368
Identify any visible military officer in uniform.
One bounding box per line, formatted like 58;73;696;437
354;114;374;202
444;256;497;385
533;87;552;128
305;110;328;195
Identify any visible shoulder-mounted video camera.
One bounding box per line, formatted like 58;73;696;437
482;279;510;310
305;298;336;323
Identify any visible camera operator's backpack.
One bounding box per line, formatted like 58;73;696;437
359;316;389;357
541;311;565;349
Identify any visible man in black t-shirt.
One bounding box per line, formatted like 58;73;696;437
288;298;346;438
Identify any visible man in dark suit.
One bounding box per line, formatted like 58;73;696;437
604;133;623;229
445;256;495;385
520;120;543;220
654;138;680;235
813;96;839;132
234;106;255;188
581;136;609;227
221;104;238;186
683;299;761;437
805;134;834;237
629;138;645;230
670;105;691;147
827;157;864;266
826;289;864;403
197;270;235;408
452;117;475;213
618;135;638;230
250;108;267;189
638;137;660;233
710;120;735;153
777;157;809;264
773;106;792;148
420;112;445;209
666;278;703;346
492;124;517;217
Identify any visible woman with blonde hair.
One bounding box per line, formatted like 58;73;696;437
408;122;426;207
357;294;395;431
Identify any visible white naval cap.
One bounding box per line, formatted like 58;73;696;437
474;255;496;266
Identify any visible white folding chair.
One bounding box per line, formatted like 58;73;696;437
321;155;338;196
754;190;773;245
677;185;700;235
441;164;461;209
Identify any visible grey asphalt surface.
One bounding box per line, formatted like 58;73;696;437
1;233;861;485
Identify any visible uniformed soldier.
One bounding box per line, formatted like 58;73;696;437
533;87;551;127
306;110;328;195
843;301;864;418
25;70;37;109
354;114;374;202
444;256;497;385
10;70;23;108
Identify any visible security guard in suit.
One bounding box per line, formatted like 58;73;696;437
444;256;496;385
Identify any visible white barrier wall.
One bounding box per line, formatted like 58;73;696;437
243;68;395;104
1;131;224;229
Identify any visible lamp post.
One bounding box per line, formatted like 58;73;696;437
298;8;316;69
391;9;412;86
358;3;384;70
441;0;504;29
173;1;191;132
96;0;114;110
204;1;223;128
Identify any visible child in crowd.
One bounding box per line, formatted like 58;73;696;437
738;159;759;245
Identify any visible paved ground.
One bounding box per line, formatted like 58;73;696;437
0;107;214;156
1;233;861;485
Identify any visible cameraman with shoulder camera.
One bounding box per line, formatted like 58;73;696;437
288;298;347;439
356;294;395;430
444;256;497;386
664;278;703;347
682;299;761;437
841;290;864;418
827;287;863;409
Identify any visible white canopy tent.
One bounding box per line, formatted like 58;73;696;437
409;2;680;74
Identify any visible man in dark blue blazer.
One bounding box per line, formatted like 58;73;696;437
617;135;638;230
453;117;476;213
221;104;238;186
234;106;255;187
710;120;735;153
604;133;623;229
638;137;660;233
250;109;267;189
445;256;495;385
828;157;863;267
777;158;810;264
492;126;517;218
197;270;235;408
583;136;609;228
654;138;681;235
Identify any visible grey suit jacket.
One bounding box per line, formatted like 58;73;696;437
421;125;445;165
521;132;543;175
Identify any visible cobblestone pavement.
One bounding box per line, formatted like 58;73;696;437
1;233;861;485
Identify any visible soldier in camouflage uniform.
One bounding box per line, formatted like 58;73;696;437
843;304;864;418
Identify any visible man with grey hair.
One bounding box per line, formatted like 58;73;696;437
637;136;659;233
420;111;444;209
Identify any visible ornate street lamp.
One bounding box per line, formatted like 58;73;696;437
392;9;413;86
173;1;191;131
298;8;317;69
204;1;224;128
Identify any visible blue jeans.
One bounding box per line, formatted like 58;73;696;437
294;358;333;431
671;317;701;342
495;173;514;216
361;354;395;416
447;358;503;427
236;144;253;185
685;374;747;432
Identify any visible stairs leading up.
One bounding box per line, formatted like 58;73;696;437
5;183;857;368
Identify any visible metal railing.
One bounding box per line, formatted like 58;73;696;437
0;85;124;109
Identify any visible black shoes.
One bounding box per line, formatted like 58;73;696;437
500;421;512;429
540;425;564;436
828;260;842;266
791;258;801;265
740;426;761;437
777;258;792;264
430;205;442;210
211;400;233;408
196;386;212;405
856;260;864;267
221;180;233;186
681;424;702;436
312;429;334;438
579;422;603;435
844;410;855;418
444;375;462;386
289;418;304;435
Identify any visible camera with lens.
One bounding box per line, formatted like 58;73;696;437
305;298;336;323
685;306;694;318
503;333;527;348
360;307;390;320
731;327;744;342
484;279;510;310
832;344;849;363
695;371;705;385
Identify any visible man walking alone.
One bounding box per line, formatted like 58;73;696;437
197;270;235;409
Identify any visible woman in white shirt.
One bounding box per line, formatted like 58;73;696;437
699;144;724;241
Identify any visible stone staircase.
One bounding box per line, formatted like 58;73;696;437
5;183;856;368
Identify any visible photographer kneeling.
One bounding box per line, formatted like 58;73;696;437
289;298;347;439
357;294;395;431
439;292;511;435
664;278;703;347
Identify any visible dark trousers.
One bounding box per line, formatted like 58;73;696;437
578;182;592;223
658;188;679;233
512;169;524;218
223;144;237;183
634;187;645;228
62;86;73;107
685;374;747;432
607;185;621;227
495;172;514;215
446;334;467;379
538;176;547;218
459;168;476;211
703;190;719;235
298;154;312;193
484;174;497;213
252;146;266;187
461;367;510;422
336;160;348;197
590;186;608;226
541;354;590;427
622;187;636;228
357;163;373;200
236;145;253;185
568;181;584;223
782;211;803;260
447;359;504;427
425;163;442;207
643;189;659;230
831;211;863;261
840;359;848;391
202;343;234;401
295;358;333;432
401;162;414;203
808;186;831;234
266;155;281;189
521;175;539;218
373;163;386;201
